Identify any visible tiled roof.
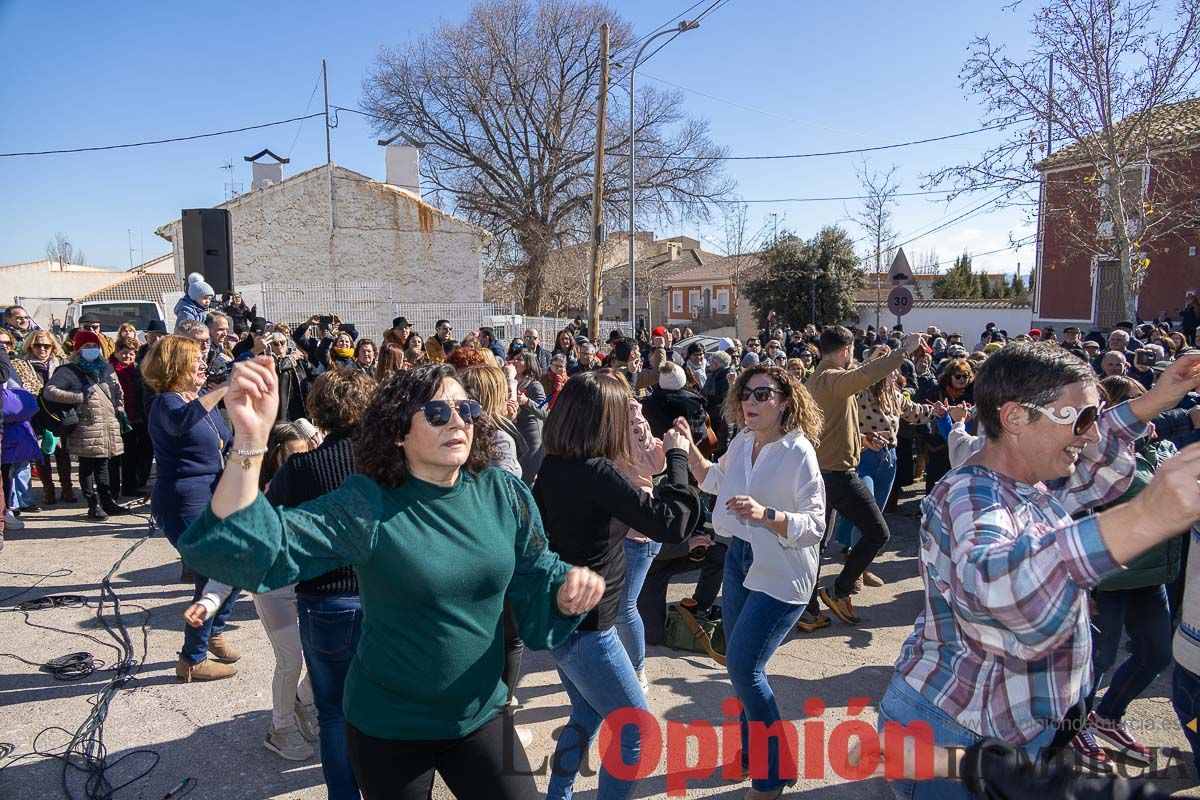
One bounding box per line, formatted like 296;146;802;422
1037;96;1200;171
78;272;180;303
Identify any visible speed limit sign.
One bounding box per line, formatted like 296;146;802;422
887;285;914;317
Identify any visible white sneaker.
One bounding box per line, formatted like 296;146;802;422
294;700;319;743
636;669;649;693
4;510;24;531
264;723;314;761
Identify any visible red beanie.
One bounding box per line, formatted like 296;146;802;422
73;330;102;349
651;325;668;337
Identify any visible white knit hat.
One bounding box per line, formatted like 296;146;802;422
187;272;215;300
658;362;687;391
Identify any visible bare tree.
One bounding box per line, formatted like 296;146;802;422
928;0;1200;319
853;161;900;329
45;232;86;267
362;0;733;314
713;202;770;337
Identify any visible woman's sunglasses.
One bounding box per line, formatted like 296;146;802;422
1018;402;1102;436
739;386;786;402
423;399;482;427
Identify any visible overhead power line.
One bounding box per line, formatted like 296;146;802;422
341;105;1022;163
0;113;327;158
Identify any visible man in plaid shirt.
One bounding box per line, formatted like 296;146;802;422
879;344;1200;800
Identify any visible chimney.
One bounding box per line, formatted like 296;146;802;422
384;145;421;195
244;149;289;191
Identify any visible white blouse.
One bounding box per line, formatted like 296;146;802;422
700;428;826;604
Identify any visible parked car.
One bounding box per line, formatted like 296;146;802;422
669;335;727;365
64;301;165;339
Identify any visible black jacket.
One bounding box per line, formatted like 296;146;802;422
641;386;708;443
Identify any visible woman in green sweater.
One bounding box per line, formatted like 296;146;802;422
176;360;605;800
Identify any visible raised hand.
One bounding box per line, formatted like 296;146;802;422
224;356;279;448
1135;352;1200;419
1134;440;1200;541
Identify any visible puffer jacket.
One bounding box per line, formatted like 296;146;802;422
1;384;40;465
43;361;125;458
1097;437;1182;591
173;295;210;324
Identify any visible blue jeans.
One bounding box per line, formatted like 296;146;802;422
297;593;363;800
160;514;241;664
8;461;34;509
834;446;897;549
878;672;1055;800
547;627;648;800
1172;663;1200;777
615;539;662;674
1088;585;1172;720
722;537;805;791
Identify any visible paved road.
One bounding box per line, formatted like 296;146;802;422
0;485;1195;799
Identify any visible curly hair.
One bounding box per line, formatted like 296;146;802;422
723;363;823;447
305;368;375;435
353;364;495;489
446;346;490;370
937;358;974;392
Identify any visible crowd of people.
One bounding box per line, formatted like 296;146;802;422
3;271;1200;800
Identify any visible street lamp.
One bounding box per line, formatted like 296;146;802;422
628;19;699;332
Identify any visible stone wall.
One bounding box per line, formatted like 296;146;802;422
161;165;485;303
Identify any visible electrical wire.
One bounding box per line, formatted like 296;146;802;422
0;528;159;799
0;113;326;158
0;568;74;605
286;69;325;160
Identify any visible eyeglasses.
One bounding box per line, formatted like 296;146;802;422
740;386;786;403
423;399;482;427
951;373;970;380
31;342;52;349
1018;402;1102;436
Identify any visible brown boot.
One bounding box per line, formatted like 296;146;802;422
207;633;241;664
42;484;57;506
176;657;237;682
862;570;885;588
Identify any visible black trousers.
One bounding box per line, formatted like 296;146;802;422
806;469;891;613
638;542;727;645
502;601;524;704
78;456;113;500
346;714;537;800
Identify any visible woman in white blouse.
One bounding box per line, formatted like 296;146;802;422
674;363;825;800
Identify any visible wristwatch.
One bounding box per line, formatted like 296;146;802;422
765;507;777;521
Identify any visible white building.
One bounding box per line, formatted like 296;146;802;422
155;160;490;302
1;259;171;329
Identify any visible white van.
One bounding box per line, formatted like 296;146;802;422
64;301;166;339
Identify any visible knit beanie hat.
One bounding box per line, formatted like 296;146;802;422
658;362;687;391
717;337;735;351
187;272;216;301
73;330;102;349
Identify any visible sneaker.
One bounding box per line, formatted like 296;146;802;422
294;700;319;743
795;611;831;632
818;585;861;625
18;505;41;513
636;669;649;693
3;510;25;531
1089;713;1150;765
264;723;315;761
1068;727;1113;773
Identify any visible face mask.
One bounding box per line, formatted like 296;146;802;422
80;347;103;361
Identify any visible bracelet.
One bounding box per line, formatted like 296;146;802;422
233;446;268;471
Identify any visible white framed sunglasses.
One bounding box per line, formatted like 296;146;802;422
1018;402;1102;436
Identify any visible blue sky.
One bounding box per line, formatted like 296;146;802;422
0;1;1039;277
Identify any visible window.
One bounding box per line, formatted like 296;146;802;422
688;289;701;315
672;290;683;313
1099;163;1149;239
716;289;729;313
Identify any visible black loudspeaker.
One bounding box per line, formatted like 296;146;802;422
181;208;234;295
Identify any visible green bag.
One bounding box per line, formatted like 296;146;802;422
664;603;726;665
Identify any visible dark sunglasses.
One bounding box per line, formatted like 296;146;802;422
423;399;482;427
739;386;786;402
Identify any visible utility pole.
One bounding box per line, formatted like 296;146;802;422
323;58;336;247
587;24;610;341
1046;55;1054;157
127;229;134;271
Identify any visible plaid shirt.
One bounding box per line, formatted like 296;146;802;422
893;401;1145;743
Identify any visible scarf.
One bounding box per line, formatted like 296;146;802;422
332;346;355;359
77;357;105;375
944;384;965;401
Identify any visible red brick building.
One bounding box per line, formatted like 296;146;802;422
1033;99;1200;328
